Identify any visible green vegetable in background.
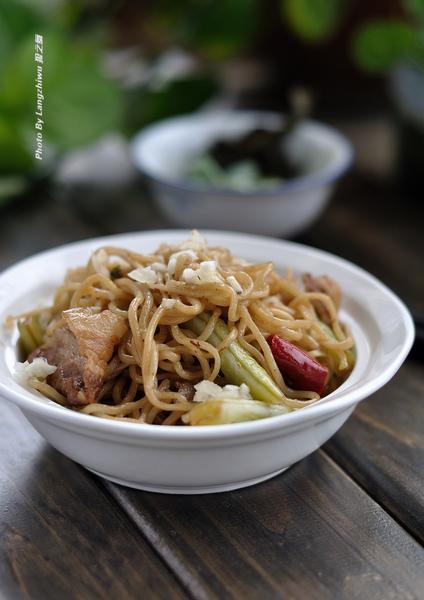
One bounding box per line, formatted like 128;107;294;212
125;75;218;134
281;0;424;73
0;1;122;177
145;0;258;60
188;154;281;190
281;0;347;43
352;20;422;72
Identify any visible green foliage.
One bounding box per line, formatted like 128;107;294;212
352;20;420;72
125;76;218;133
281;0;424;72
281;0;347;42
0;0;122;176
404;0;424;23
179;0;258;58
147;0;258;59
41;34;122;149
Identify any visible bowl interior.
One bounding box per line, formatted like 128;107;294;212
131;112;353;189
0;231;414;439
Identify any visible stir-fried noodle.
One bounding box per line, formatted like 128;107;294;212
12;232;355;425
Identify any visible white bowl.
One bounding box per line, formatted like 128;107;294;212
0;231;413;494
131;111;353;237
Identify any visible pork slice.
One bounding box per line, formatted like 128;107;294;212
30;327;86;404
302;273;342;324
29;308;127;406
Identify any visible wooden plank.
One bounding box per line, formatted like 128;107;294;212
107;451;424;600
324;359;424;543
0;403;186;600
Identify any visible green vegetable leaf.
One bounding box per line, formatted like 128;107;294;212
147;0;258;59
187;312;285;405
0;28;122;174
41;34;122;150
125;75;217;133
352;20;419;72
0;1;121;176
180;0;258;59
183;399;288;425
405;0;424;23
0;1;47;45
281;0;347;42
0;116;33;175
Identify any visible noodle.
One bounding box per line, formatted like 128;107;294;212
12;232;355;425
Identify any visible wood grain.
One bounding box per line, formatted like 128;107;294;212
0;403;185;600
107;451;424;600
324;359;424;543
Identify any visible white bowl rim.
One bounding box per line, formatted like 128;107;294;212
0;230;414;441
131;110;354;197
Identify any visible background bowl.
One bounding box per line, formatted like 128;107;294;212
131;111;353;237
0;231;413;494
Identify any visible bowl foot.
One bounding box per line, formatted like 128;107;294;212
86;466;289;494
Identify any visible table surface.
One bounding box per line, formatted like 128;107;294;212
0;160;423;599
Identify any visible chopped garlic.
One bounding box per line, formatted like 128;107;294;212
226;275;243;294
162;298;176;309
167;250;197;276
15;358;57;386
180;230;207;251
150;262;167;272
128;266;158;285
193;380;252;403
181;260;222;285
111;255;131;270
91;248;110;276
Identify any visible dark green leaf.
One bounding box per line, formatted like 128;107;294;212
125;76;218;133
181;0;258;58
405;0;424;23
0;1;47;76
352;20;419;72
147;0;258;59
0;29;122;174
281;0;347;42
39;34;122;150
0;117;33;175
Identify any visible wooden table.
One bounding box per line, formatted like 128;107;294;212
0;166;423;599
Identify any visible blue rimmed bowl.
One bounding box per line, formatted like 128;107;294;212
131;111;353;237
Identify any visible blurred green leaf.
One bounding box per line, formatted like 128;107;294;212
0;117;33;175
0;1;46;75
352;20;419;72
148;0;258;59
281;0;347;42
180;0;258;58
40;34;122;149
0;4;122;175
405;0;424;23
125;75;218;133
0;175;28;204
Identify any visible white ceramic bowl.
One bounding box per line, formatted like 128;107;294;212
131;111;353;237
0;231;413;494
